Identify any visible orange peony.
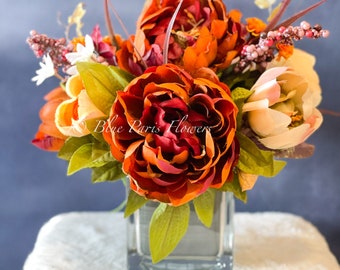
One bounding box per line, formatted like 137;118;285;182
103;64;239;206
116;0;246;76
32;87;69;151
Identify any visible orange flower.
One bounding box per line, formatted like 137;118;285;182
117;0;246;75
103;64;239;206
32;87;69;151
70;36;86;50
276;43;294;60
209;9;245;70
183;26;218;73
116;35;155;76
246;17;267;36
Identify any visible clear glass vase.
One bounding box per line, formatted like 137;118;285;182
127;191;234;270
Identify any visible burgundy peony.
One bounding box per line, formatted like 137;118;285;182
103;64;239;206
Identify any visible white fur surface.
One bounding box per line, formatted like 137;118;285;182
24;212;339;270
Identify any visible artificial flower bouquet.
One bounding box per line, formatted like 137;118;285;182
27;0;329;263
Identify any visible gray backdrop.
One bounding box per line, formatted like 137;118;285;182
1;0;339;269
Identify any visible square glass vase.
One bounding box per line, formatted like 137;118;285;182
127;191;234;270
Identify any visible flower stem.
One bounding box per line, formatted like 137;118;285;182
104;0;118;48
275;0;327;29
265;0;291;32
54;71;65;82
320;109;340;117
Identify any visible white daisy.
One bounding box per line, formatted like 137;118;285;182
31;54;55;86
65;35;95;74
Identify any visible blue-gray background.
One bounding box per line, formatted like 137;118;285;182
1;0;339;269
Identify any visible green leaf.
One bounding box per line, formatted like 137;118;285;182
77;62;134;115
124;190;148;218
90;150;114;168
193;189;215;227
58;135;92;160
91;161;124;182
60;133;123;179
237;132;286;177
231;87;253;130
85;118;108;142
149;203;190;263
222;69;261;90
66;140;116;175
67;143;93;175
108;65;135;89
221;176;247;203
231;87;252;102
90;140;114;166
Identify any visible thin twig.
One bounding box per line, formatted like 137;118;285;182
265;0;291;32
275;0;327;29
163;0;184;64
320;109;340;117
104;0;118;48
107;0;147;69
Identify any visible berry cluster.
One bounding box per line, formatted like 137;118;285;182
235;21;330;72
26;31;73;72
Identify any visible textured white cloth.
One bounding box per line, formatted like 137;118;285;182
24;212;339;270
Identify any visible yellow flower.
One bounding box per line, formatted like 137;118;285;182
254;0;277;9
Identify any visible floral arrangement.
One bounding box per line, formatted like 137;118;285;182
27;0;329;263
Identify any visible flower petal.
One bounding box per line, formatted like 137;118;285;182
243;99;269;112
258;124;311;149
249;79;281;106
251;67;288;91
248;108;291;137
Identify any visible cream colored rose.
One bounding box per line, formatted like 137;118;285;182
267;48;322;106
243;63;323;150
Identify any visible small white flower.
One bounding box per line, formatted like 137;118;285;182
254;0;277;9
31;54;55;86
65;35;95;74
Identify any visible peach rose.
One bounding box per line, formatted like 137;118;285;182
243;64;323;150
55;74;106;137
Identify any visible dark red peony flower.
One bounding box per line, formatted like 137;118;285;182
103;64;239;206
